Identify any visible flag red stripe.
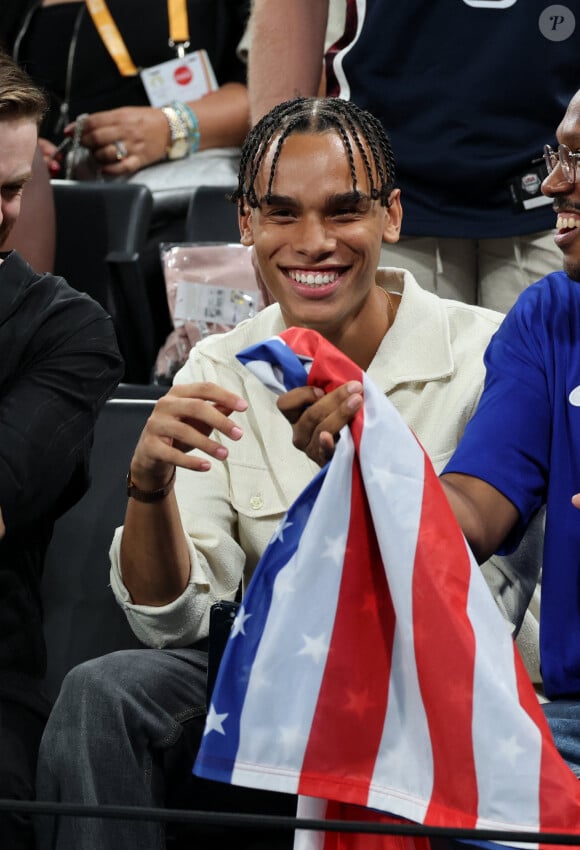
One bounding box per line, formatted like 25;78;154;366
324;801;434;850
299;452;396;805
412;457;479;825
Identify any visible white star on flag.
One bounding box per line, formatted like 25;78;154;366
204;705;228;736
231;605;251;637
498;734;526;765
298;633;329;664
273;517;293;543
321;533;348;566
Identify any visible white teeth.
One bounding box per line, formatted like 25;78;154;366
288;270;339;286
557;215;580;230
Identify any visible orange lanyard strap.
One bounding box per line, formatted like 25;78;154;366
85;0;191;76
167;0;190;46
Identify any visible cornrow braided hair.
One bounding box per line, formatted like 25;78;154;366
232;97;396;214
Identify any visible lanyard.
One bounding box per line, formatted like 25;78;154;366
14;1;87;134
85;0;190;76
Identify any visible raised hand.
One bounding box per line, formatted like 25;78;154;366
129;382;248;491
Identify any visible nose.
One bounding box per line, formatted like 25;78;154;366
294;213;336;259
542;163;574;198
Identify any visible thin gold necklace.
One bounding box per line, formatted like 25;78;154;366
378;286;395;326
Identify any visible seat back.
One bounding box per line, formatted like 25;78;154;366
41;384;165;702
184;185;239;243
52;180;157;383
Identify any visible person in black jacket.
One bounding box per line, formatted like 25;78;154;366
0;49;123;849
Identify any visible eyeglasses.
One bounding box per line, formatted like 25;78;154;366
543;143;580;184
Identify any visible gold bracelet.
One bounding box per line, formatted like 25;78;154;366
126;467;176;503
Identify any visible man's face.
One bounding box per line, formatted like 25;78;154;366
239;131;401;339
542;92;580;281
0;118;38;248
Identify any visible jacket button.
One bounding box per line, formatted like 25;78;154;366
250;495;263;510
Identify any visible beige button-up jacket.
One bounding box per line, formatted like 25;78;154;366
110;270;521;653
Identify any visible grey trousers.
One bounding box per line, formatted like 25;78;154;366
35;647;208;850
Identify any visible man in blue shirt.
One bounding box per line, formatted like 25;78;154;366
439;86;580;775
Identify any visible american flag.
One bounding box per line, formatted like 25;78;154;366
194;327;580;848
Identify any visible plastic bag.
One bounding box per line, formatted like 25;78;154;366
155;242;263;383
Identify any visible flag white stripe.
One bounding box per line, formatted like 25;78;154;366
360;377;434;819
295;797;327;850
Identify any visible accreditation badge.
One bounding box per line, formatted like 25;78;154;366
508;160;553;212
140;50;218;107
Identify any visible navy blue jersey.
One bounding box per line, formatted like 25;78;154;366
326;1;579;238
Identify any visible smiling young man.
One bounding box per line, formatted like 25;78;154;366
0;51;123;849
34;97;520;850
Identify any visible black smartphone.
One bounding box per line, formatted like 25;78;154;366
206;600;240;708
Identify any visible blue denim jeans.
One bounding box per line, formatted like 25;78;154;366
542;700;580;779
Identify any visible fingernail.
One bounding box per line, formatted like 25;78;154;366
346;381;363;394
235;399;248;411
230;426;243;439
215;446;228;459
346;394;362;410
312;387;324;398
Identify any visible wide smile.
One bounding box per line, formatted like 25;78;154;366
554;212;580;249
284;267;350;298
288;269;341;286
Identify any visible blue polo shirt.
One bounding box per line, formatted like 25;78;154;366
444;271;580;699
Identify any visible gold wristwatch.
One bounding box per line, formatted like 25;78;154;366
161;105;190;160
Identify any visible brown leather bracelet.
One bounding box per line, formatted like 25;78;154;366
126;467;176;503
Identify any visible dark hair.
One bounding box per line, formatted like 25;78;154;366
233;96;396;214
0;49;47;125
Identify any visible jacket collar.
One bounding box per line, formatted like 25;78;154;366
368;268;454;393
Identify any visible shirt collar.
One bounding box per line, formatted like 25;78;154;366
368;268;454;393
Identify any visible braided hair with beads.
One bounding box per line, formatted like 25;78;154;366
232;97;396;214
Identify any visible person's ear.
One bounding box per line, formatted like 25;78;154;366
239;205;255;246
382;189;403;244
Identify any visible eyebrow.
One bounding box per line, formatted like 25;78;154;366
258;190;371;208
